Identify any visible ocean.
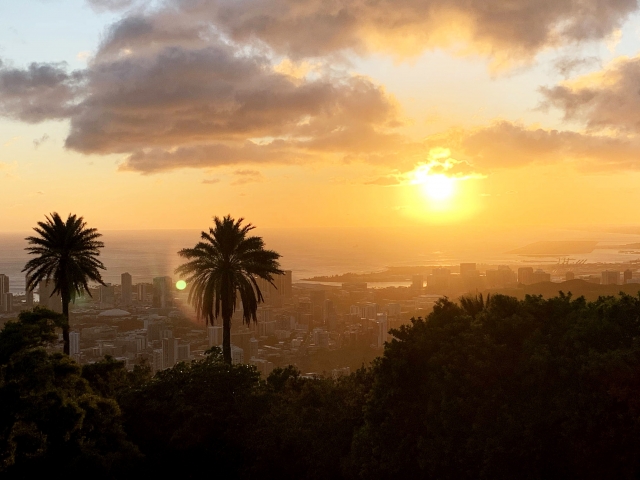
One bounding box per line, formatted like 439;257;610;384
2;226;640;295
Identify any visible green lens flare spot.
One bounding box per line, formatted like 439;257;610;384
176;280;187;290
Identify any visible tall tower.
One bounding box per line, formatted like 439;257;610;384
153;276;173;308
38;280;63;313
121;272;132;306
25;275;34;308
0;274;8;312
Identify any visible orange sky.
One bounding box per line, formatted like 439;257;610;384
2;1;640;232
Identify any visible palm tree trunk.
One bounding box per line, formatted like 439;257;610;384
62;299;70;355
223;315;232;365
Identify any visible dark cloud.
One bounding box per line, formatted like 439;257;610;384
231;169;264;185
0;35;400;173
65;43;399;163
165;0;638;64
96;15;213;60
0;60;83;122
119;142;300;173
542;55;640;133
427;121;640;170
33;134;50;148
553;56;601;77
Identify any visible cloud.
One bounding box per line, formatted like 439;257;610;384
231;169;264;185
553;55;601;77
33;134;50;148
155;0;639;67
423;121;640;171
0;161;17;177
202;178;221;184
76;51;93;61
86;0;141;12
0;35;402;173
0;59;83;122
541;55;640;134
3;136;20;147
365;150;484;186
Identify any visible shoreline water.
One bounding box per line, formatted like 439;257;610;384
2;227;640;295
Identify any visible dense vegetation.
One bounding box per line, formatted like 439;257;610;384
3;293;640;478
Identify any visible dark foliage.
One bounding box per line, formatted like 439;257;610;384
0;311;140;478
351;293;640;479
6;294;640;479
0;307;64;364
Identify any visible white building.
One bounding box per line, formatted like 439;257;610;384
208;326;223;347
231;345;244;364
69;331;80;356
372;313;388;348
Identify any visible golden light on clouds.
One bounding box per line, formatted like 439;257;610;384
396;150;485;223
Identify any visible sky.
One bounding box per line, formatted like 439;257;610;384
3;0;640;232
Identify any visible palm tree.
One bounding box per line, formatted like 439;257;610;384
176;215;283;364
23;213;106;355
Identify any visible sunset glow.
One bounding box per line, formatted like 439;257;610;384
421;174;456;202
0;1;639;232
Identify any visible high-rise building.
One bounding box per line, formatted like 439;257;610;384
566;271;575;281
518;267;534;285
25;275;34;308
428;268;450;289
602;271;620;285
310;290;326;326
100;284;115;305
176;343;191;362
208;326;223;347
3;293;13;313
69;332;80;356
411;275;424;290
121;273;132;306
0;274;8;312
460;263;477;277
137;283;152;304
485;266;516;288
162;337;178;368
231;345;244;365
152;349;164;372
373;312;388;348
256;270;293;305
624;269;633;284
323;299;335;323
153;276;173;308
249;337;259;359
230;331;253;359
532;270;551;283
38;280;62;313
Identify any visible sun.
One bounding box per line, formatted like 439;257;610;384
421;174;456;202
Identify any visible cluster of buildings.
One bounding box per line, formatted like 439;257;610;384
0;269;418;377
421;263;638;292
2;262;638;376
